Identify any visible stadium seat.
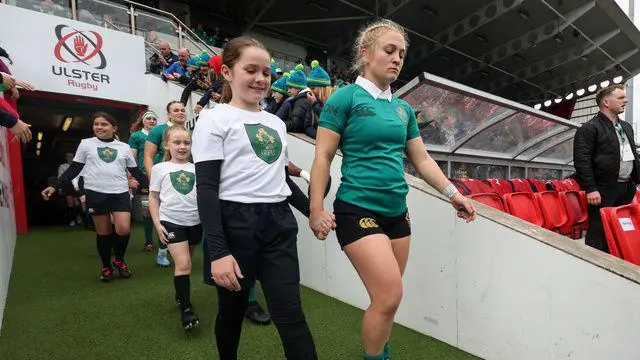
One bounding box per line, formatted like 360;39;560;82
469;193;505;212
484;178;514;195
503;192;544;227
534;191;569;232
527;179;547;192
548;179;568;191
510;178;534;193
634;189;640;204
561;178;581;191
600;204;640;265
449;178;471;195
559;190;588;239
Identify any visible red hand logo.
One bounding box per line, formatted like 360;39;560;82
74;35;88;57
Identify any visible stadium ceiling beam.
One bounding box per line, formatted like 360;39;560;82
404;0;525;68
515;48;638;102
538;0;633;77
450;110;518;153
258;16;370;26
483;29;620;93
451;2;596;83
328;0;412;57
244;0;277;33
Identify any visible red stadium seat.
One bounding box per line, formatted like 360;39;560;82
634;189;640;204
548;180;568;191
510;178;533;193
527;179;547;192
534;191;569;232
503;192;544;227
469;193;505;212
561;178;581;191
484;178;514;196
600;204;640;264
559;191;588;239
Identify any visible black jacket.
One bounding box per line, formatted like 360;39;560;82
283;90;311;133
573;112;640;192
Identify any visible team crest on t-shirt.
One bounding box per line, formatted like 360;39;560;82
170;170;195;195
244;124;282;164
395;105;409;125
97;147;118;163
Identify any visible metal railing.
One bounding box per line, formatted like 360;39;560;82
4;0;221;56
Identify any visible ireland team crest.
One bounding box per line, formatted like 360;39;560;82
244;124;282;164
97;147;118;163
395;105;409;125
170;170;195;195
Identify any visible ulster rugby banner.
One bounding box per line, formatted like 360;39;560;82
0;4;146;104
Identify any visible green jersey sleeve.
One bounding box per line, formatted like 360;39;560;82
318;87;352;134
128;131;141;149
146;125;164;147
404;102;420;141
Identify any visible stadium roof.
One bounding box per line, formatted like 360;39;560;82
243;0;640;105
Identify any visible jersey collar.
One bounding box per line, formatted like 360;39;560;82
355;76;392;102
142;128;149;135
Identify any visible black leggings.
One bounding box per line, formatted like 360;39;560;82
214;200;317;360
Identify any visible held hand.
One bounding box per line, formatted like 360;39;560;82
451;193;477;223
15;80;36;91
128;178;139;189
587;191;601;206
156;224;169;245
309;210;336;241
195;104;203;114
41;186;56;200
211;255;244;291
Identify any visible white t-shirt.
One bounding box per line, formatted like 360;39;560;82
74;137;136;194
191;104;291;203
149;161;200;226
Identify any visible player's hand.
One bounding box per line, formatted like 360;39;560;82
211;255;244;291
195;104;203;114
1;72;15;88
451;193;477;223
156;224;169;245
587;191;601;206
41;186;56;200
309;210;336;240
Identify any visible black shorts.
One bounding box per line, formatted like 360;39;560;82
160;221;203;245
85;189;131;216
333;198;411;249
203;200;299;287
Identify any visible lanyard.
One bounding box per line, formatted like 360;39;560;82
615;121;626;145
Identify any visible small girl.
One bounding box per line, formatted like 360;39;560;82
42;111;147;282
148;126;201;330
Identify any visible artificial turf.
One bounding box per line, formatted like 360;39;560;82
0;227;481;360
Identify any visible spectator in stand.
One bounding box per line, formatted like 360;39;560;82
265;72;290;115
162;48;190;81
282;63;312;133
305;60;333;139
194;54;223;114
175;56;200;86
149;41;179;75
180;51;212;105
573;84;640;253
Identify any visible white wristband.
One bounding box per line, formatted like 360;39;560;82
300;170;311;183
442;183;459;199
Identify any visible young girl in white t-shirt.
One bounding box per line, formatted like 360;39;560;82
191;36;317;359
148;126;201;330
42;112;148;283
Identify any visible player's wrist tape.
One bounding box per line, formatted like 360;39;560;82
442;183;459;199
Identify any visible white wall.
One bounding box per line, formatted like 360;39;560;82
288;135;640;360
0;128;16;334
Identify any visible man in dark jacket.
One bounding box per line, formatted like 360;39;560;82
573;84;639;253
283;64;311;133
